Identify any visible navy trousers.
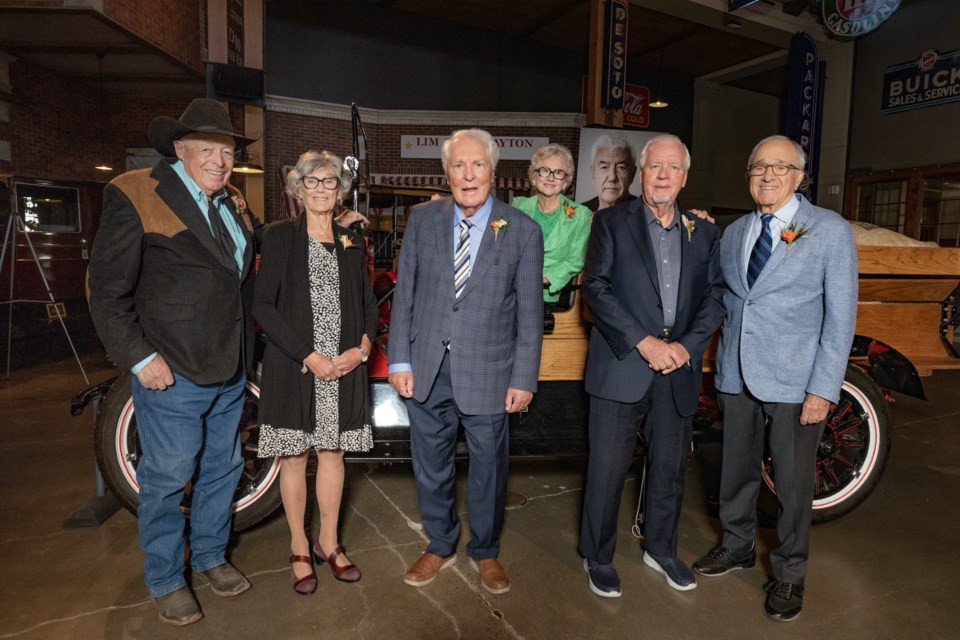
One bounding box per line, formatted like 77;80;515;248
407;353;510;560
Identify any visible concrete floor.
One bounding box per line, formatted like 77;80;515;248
1;352;957;640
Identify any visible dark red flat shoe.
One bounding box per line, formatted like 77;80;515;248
313;542;361;583
289;554;318;594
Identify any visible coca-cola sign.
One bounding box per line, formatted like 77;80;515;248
623;84;650;128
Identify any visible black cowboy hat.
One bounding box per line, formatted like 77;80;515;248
148;98;257;157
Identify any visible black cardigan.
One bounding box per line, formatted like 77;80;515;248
253;215;378;433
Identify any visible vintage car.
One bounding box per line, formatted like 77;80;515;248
72;225;960;531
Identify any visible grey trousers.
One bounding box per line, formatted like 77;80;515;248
718;390;826;586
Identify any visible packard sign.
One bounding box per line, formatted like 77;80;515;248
882;49;960;114
822;0;899;38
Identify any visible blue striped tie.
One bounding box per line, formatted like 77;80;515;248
454;219;472;298
747;214;774;289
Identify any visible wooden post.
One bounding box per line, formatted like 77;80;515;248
584;0;624;128
243;0;265;222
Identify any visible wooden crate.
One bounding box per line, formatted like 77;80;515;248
538;246;960;380
855;246;960;375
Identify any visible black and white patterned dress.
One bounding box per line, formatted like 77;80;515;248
258;236;373;455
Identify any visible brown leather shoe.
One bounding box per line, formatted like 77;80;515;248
403;552;457;587
470;557;510;594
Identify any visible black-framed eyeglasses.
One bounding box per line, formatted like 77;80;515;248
302;176;341;190
746;163;802;177
535;166;568;181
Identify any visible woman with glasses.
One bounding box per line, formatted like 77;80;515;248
512;144;592;305
253;149;377;595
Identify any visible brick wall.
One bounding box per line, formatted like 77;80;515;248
264;111;583;223
10;59;193;182
103;0;203;73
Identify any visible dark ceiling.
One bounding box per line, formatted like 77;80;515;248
0;0;825;99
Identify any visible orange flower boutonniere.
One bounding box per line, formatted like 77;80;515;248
563;205;576;219
339;234;354;249
781;222;811;256
490;217;510;240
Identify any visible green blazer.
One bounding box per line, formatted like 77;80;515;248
513;194;592;302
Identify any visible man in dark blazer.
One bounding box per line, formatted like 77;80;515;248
388;129;544;595
693;135;858;622
88;99;260;626
579;135;724;598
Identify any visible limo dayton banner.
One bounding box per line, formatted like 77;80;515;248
882;49;960;114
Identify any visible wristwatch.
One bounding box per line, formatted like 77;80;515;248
357;345;369;363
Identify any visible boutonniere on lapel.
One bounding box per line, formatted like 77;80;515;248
230;195;247;216
490;217;510;241
563;205;576;219
339;234;355;249
680;214;696;241
781;222;811;256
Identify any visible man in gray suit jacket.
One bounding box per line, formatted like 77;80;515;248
579;135;725;598
388;129;544;595
693;135;858;622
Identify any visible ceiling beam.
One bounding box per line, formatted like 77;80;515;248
515;0;585;39
0;43;147;55
628;25;706;64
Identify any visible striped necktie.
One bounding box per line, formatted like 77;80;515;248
747;214;774;288
454;219;472;298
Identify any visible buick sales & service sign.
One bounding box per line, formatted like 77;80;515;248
882;49;960;114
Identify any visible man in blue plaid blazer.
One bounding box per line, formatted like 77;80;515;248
389;129;544;595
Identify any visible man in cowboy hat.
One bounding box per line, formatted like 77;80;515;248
89;98;261;626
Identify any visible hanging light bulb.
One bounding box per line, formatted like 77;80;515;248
650;47;669;109
233;147;264;174
94;54;113;172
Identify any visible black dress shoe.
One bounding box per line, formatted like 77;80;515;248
765;580;804;622
693;544;756;577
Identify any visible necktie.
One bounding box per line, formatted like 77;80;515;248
454;219;472;298
207;195;237;267
747;214;774;289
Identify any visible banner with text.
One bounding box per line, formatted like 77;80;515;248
400;135;550;160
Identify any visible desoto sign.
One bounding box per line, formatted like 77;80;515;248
882;49;960;114
822;0;899;38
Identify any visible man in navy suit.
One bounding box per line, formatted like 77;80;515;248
579;134;725;597
693;135;858;622
388;129;544;594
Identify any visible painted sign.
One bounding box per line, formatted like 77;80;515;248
784;32;824;202
822;0;900;38
623;84;650;129
602;0;628;109
400;135;550;160
882;48;960;114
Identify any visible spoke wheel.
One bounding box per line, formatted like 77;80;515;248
93;372;282;530
761;365;892;524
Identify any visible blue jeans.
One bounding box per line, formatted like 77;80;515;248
132;369;246;598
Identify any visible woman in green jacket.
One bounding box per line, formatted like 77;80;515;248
512;143;592;305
